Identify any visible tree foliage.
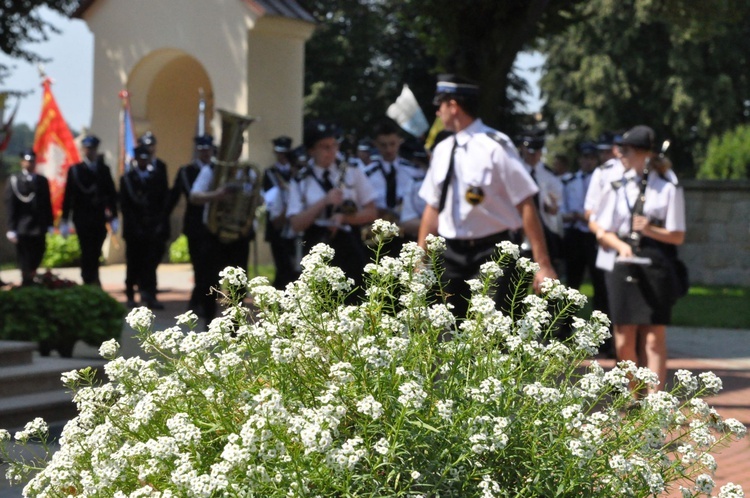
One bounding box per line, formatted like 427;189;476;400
698;125;750;179
540;0;750;176
0;1;80;79
300;0;583;140
300;0;437;139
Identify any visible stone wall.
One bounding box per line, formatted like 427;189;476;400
681;180;750;286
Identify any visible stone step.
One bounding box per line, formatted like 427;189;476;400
0;341;37;367
0;390;79;431
0;356;106;398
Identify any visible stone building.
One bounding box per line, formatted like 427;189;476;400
73;0;315;261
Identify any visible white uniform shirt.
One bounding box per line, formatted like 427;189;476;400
418;119;538;239
525;161;564;236
594;169;686;237
399;175;426;224
287;161;376;228
363;157;421;212
191;161;257;224
562;170;594;232
584;158;625;216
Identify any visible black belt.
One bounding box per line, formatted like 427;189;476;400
445;230;511;251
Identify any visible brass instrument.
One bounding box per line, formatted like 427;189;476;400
206;109;263;243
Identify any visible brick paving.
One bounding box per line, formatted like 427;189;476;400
1;264;748;495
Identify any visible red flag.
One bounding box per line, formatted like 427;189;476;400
33;77;81;221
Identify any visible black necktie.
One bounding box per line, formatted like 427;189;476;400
385;163;397;208
529;167;541;210
321;170;334;217
438;138;458;213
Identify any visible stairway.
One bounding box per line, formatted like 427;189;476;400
0;341;106;431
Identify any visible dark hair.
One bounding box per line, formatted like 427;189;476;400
372;119;402;138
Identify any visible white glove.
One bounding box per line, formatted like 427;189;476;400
109;218;120;234
59;221;70;238
6;231;17;244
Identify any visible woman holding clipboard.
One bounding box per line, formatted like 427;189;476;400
590;125;686;392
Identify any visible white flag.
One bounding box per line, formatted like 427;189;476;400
386;84;429;138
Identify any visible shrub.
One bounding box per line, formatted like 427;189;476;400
40;233;81;268
698;125;750;179
0;276;125;357
168;234;191;264
1;221;745;497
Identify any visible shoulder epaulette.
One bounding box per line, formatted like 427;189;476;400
295;165;313;182
364;160;383;177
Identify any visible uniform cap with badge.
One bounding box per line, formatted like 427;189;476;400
303;120;338;149
20;148;36;161
520;133;545;153
138;131;157;147
194;134;214;150
619;125;655;151
81;135;100;148
433;74;480;105
272;136;293;153
577;141;598;156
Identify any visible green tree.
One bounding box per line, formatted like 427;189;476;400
698;125;750;179
301;0;583;139
0;1;80;79
540;0;750;176
301;0;436;138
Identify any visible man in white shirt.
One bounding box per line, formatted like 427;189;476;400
418;74;556;318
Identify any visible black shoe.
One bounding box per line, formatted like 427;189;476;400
147;300;165;310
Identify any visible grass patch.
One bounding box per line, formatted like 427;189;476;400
578;282;750;329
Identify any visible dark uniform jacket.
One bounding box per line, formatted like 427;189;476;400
61;158;118;231
262;165;293;241
5;173;53;236
119;165;169;241
166;162;204;238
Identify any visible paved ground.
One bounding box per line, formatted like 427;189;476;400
1;264;748;496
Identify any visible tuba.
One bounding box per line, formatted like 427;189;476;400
206;109;263;243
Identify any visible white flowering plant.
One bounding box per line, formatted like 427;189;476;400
1;220;746;497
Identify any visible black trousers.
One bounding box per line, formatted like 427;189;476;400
304;225;368;299
125;235;164;302
441;231;524;320
200;233;252;321
186;228;210;310
563;228;609;314
16;235;46;285
77;227;107;285
268;229;300;290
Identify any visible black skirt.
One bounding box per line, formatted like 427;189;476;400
604;243;676;325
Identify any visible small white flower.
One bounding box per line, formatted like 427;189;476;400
723;418;747;438
355;395;384;420
373;437;389;455
60;369;79;386
411;470;421;481
495;240;520;259
425;234;446;253
98;338;120;359
218;266;248;288
126;306;155;330
175;310;199;327
699;371;723;393
694;474;715;494
371;219;400;241
516;257;540;274
717;483;745;498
